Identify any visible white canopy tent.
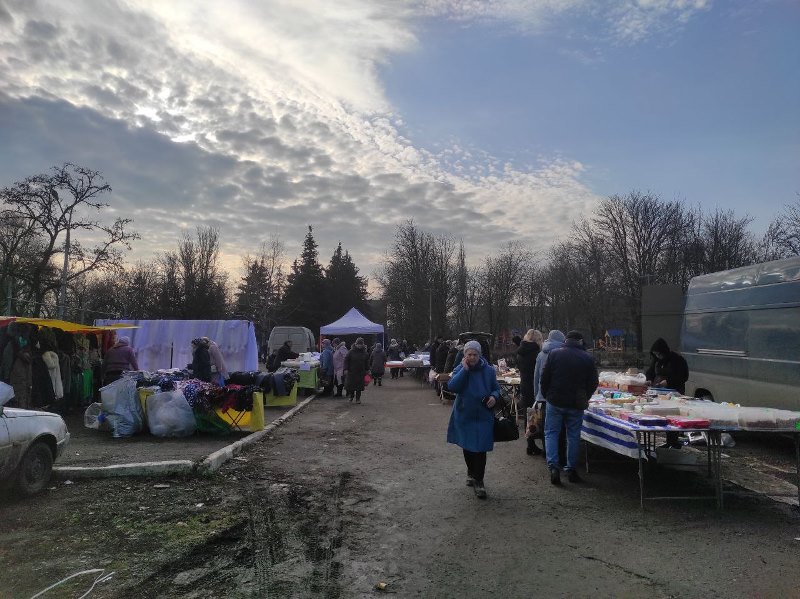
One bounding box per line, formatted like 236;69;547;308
320;308;384;345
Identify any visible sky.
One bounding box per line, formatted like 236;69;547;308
0;0;798;290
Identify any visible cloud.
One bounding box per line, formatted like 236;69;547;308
0;0;605;285
416;0;711;41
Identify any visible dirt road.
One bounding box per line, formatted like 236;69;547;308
2;377;799;598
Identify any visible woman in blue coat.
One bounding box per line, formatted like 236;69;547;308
446;340;501;499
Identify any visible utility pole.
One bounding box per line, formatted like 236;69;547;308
55;188;72;320
428;287;432;342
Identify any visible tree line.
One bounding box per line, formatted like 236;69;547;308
2;165;798;350
1;165;370;343
379;192;800;350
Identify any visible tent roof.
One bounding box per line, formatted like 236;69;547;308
0;316;138;333
320;308;384;335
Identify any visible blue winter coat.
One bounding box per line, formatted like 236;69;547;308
446;358;501;452
320;347;334;376
534;339;563;402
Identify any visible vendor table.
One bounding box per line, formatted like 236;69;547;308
582;412;800;509
281;361;319;394
582;411;724;508
497;376;521;419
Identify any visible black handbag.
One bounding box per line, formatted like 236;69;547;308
493;403;519;442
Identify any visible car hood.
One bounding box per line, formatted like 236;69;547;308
2;407;63;418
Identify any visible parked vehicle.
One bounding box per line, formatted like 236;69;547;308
457;331;494;363
681;256;800;410
268;326;316;354
1;395;70;495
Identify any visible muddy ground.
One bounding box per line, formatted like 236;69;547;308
1;377;799;598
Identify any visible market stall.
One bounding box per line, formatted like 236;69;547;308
320;307;384;347
280;355;321;395
91;366;301;438
94;319;258;373
584;372;800;508
0;316;137;411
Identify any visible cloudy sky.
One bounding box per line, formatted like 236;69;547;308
0;0;798;289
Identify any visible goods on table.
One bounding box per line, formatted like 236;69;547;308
667;417;711;429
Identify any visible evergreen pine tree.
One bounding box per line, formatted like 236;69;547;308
325;242;369;321
281;226;328;333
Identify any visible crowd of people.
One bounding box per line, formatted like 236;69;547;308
258;329;689;502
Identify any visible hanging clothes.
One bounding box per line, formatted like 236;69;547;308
42;351;64;400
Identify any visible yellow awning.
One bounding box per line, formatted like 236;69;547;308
0;317;138;333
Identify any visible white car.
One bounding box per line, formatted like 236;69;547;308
0;405;70;495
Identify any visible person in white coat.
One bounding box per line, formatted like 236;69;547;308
41;350;64;400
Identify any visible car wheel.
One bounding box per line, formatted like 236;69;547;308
15;442;53;496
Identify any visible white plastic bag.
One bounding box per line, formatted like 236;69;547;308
0;381;14;406
146;390;196;438
100;378;143;438
84;402;111;431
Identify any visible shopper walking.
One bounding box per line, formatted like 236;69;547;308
319;339;335;396
387;338;402;379
446;340;501;500
344;337;370;403
332;342;348;397
369;342;386;386
540;331;598;485
517;329;542;455
533;330;565;459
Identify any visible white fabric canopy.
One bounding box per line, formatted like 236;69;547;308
320;308;384;336
94;319;258;372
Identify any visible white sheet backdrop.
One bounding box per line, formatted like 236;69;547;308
94;319;258;373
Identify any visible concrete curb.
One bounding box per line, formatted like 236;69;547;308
53;460;195;479
52;393;317;480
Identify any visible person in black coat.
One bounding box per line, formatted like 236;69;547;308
645;338;689;393
541;331;599;485
443;343;459;374
517;329;543;455
275;340;299;369
646;337;689;448
344;337;370;404
190;338;213;382
436;340;450;373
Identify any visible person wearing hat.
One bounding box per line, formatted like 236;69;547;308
319;339;335;396
190;338;212;382
446;339;501;499
540;330;598;485
532;330;566;459
102;335;139;385
344;337;370;403
202;336;229;385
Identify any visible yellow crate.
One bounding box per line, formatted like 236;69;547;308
266;385;298;407
214;392;266;432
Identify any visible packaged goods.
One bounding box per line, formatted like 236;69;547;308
641;404;682;416
628;414;668;426
772;410;800;430
736;407;777;430
666;417;710;429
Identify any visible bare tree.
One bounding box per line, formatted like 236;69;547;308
481;242;530;341
760;195;800;259
592;191;684;350
0;163;138;316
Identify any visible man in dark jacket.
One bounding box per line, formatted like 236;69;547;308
646;337;689;448
541;330;598;485
275;340;299;368
645;338;689;393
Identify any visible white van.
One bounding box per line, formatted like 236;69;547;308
681;256;800;410
268;326;316;354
